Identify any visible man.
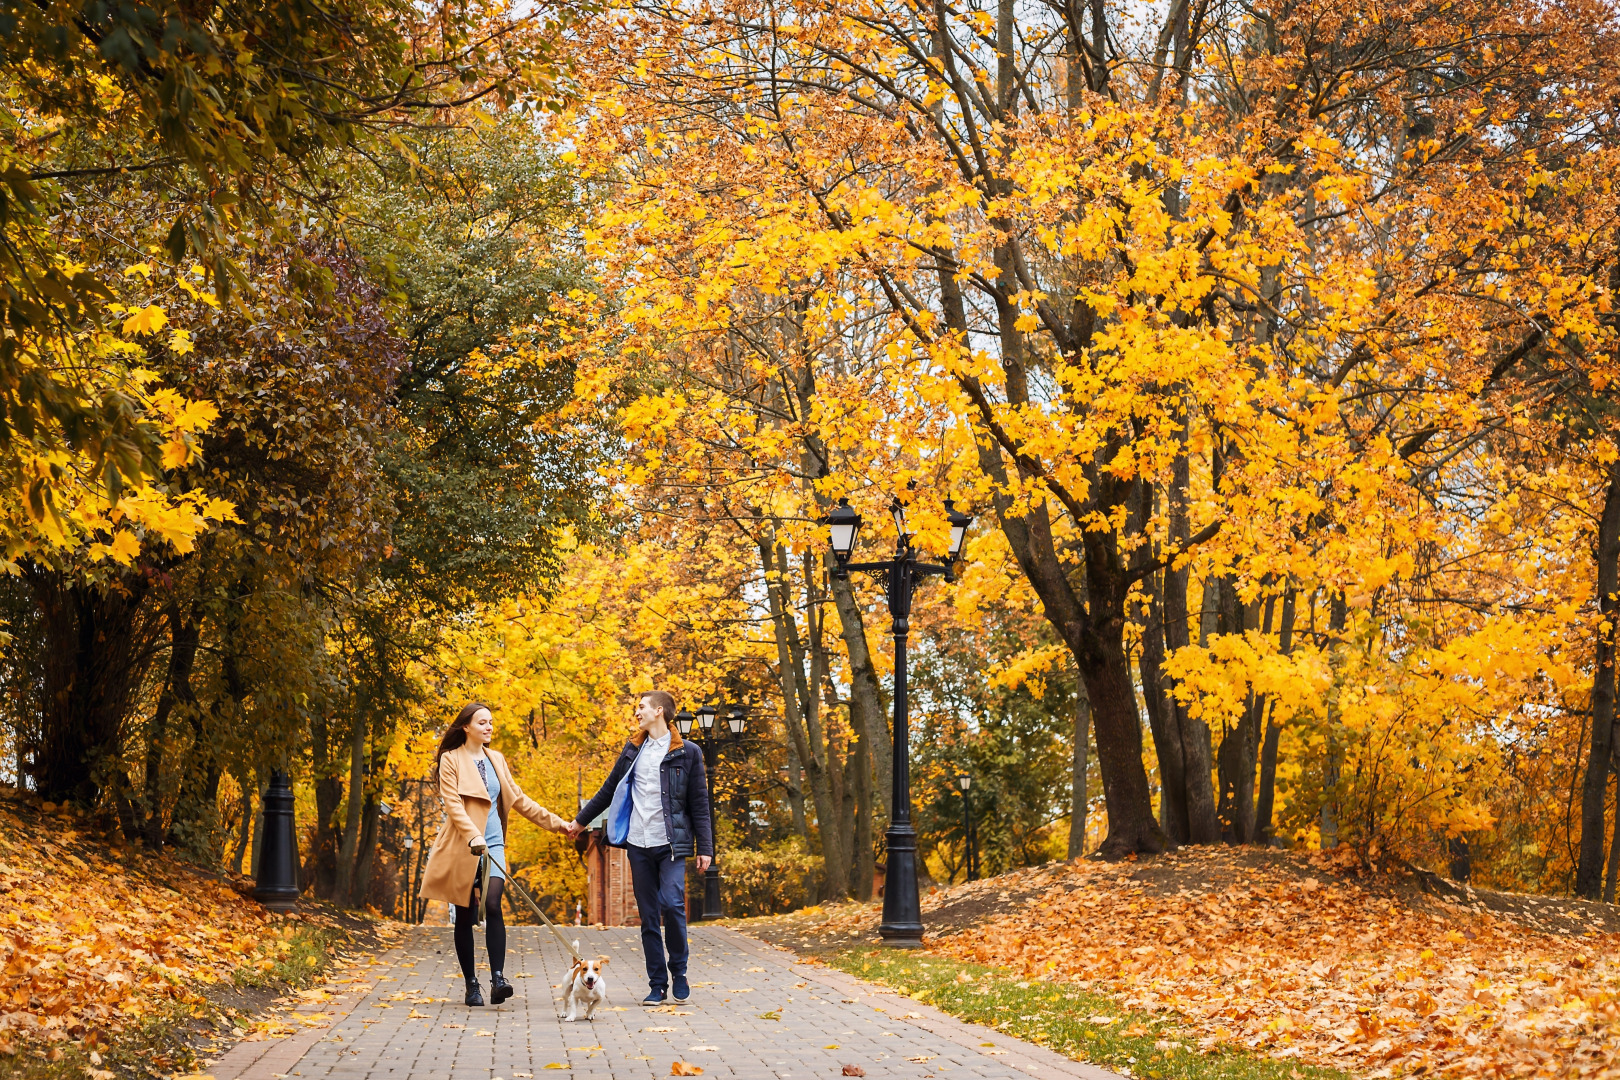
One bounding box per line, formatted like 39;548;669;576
569;690;713;1005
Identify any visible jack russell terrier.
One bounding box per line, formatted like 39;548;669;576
560;946;608;1021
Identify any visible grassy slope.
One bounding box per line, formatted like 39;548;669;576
824;949;1350;1080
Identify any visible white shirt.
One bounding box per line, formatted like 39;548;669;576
627;732;671;847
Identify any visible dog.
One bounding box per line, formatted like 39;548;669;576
560;945;608;1021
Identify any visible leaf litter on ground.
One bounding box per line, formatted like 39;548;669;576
746;847;1620;1079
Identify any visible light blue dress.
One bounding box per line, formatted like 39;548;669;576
476;755;505;882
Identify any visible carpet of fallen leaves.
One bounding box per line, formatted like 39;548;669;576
764;851;1620;1078
0;796;331;1060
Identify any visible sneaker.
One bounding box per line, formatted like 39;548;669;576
671;975;690;1003
465;979;485;1007
640;989;667;1006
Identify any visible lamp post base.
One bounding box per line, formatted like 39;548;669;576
878;824;923;946
701;865;723;920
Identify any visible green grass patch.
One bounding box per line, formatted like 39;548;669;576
232;923;342;989
827;949;1349;1080
2;994;220;1080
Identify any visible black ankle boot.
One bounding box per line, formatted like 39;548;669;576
490;971;514;1004
465;978;485;1007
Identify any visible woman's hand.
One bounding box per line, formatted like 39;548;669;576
468;836;488;854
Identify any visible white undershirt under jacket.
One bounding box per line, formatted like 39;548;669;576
627;731;671;848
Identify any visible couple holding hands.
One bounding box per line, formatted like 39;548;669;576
417;692;713;1008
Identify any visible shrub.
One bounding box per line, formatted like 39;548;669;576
720;842;824;916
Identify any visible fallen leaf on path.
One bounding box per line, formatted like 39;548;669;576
905;1056;935;1063
542;1064;567;1070
841;1066;865;1077
670;1062;703;1076
688;1046;719;1052
645;1027;677;1032
442;1023;465;1029
407;1009;431;1019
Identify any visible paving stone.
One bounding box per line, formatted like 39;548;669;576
207;924;1120;1080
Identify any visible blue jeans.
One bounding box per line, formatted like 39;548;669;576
626;844;687;992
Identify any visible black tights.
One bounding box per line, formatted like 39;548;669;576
453;877;505;980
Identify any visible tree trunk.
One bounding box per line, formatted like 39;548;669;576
232;769;261;876
784;743;809;840
1255;588;1296;844
25;567;155;806
1068;679;1091;858
1140;566;1187;843
761;538;849;898
165;604;214;856
1576;468;1620;897
1163;424;1220;843
307;709;344;897
140;602;199;850
828;572;891;825
851;710;875;900
1321;593;1349;850
1447;837;1472;883
352;790;382;908
334;710;368;905
1603;755;1619;903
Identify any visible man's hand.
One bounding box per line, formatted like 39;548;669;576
565;820;583;838
694;855;711;873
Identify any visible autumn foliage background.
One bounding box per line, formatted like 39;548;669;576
3;0;1620;1067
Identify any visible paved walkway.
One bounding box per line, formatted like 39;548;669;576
209;925;1119;1080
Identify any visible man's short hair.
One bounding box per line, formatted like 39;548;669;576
640;690;677;724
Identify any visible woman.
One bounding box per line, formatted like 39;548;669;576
419;702;571;1006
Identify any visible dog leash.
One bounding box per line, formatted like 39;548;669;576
478;848;584;963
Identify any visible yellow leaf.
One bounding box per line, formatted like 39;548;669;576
122;304;168;336
107;530;141;564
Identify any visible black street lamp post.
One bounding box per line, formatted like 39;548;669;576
674;699;746;920
253;768;300;912
823;494;972;946
957;774;975;883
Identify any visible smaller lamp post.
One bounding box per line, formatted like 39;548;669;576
253;769;300;912
401;835;416;922
690;698;745;919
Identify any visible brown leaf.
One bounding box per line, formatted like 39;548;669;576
841;1066;866;1076
670;1062;703;1076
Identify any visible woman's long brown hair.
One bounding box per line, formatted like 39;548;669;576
436;702;494;767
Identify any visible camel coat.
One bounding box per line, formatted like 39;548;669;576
418;744;571;906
